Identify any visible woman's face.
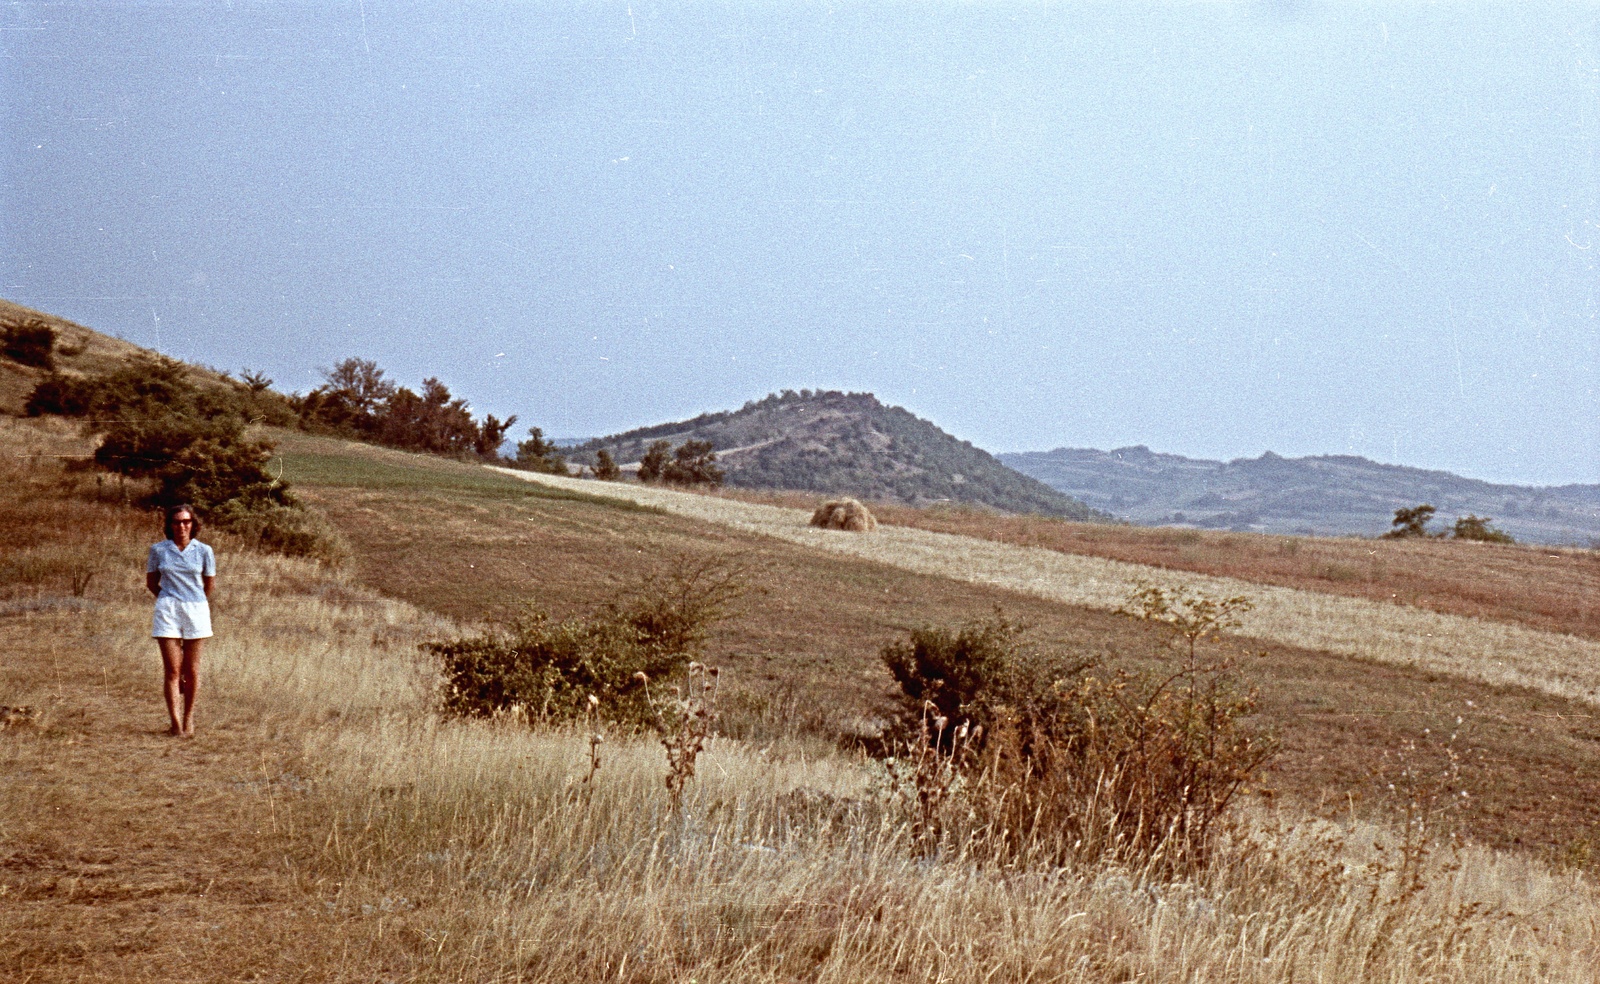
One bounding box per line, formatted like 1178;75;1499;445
171;510;194;544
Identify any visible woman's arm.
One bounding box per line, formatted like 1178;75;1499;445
146;572;161;596
203;575;215;599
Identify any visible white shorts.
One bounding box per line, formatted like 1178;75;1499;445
152;598;213;640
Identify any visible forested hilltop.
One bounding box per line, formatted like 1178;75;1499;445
573;390;1107;520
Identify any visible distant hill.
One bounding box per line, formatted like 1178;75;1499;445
999;445;1600;546
573;391;1107;520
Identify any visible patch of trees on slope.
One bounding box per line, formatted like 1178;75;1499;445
572;389;1108;520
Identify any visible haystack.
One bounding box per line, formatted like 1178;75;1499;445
810;498;878;532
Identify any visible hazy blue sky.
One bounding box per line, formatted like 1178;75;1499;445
3;1;1596;484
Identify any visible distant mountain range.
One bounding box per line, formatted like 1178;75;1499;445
999;446;1600;546
571;391;1106;521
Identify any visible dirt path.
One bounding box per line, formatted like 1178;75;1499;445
490;468;1600;710
0;608;374;983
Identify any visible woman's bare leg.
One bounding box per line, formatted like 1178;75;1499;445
157;638;184;735
179;639;203;736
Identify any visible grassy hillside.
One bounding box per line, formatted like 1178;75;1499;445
6;415;1600;981
259;428;1600;855
604;481;1600;643
0;299;243;416
0;300;155;413
573;389;1108;520
857;502;1600;642
7;307;1600;979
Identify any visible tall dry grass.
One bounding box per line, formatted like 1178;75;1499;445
7;416;1598;981
128;546;1600;980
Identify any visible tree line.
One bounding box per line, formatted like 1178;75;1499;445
19;350;343;562
1382;503;1514;543
8;321;722;564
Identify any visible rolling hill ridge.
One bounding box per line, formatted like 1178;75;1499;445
572;390;1107;520
1000;445;1600;545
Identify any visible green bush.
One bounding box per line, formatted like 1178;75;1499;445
22;354;345;563
592;449;621;481
1382;504;1440;539
24;354;246;422
93;413;289;513
2;319;57;370
433;560;746;728
877;588;1275;872
662;439;723;486
232;370;298;427
637;439;671;483
880;614;1032;745
514;426;570;474
1451;514;1513;543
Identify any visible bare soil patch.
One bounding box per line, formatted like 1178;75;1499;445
0;610;400;982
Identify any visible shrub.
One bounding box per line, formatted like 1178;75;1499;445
880;614;1030;745
22;354;344;563
515;426;570;475
299;357;394;435
23;372;93;417
24;354;244;422
662;439;723;486
877;587;1276;872
1382;504;1439;539
1451;514;1513;543
592;449;621;481
233;369;298;427
474;413;519;460
376;378;480;455
433;560;747;729
93;412;289;513
972;662;1274;871
239;369;274;395
2;318;56;369
637;439;671;483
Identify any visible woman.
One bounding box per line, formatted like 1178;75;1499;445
146;504;216;737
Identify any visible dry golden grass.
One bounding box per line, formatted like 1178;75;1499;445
492;468;1600;711
14;570;1600;981
7;415;1600;981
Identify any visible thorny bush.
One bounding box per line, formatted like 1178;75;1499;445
877;586;1277;872
433;559;747;729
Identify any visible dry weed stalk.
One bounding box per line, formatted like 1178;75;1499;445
582;693;604;786
1369;716;1476;908
902;702;977;856
643;663;721;807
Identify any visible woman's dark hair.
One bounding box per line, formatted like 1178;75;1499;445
164;504;202;540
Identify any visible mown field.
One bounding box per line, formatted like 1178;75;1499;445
5;415;1600;981
266;430;1600;856
689;486;1600;642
